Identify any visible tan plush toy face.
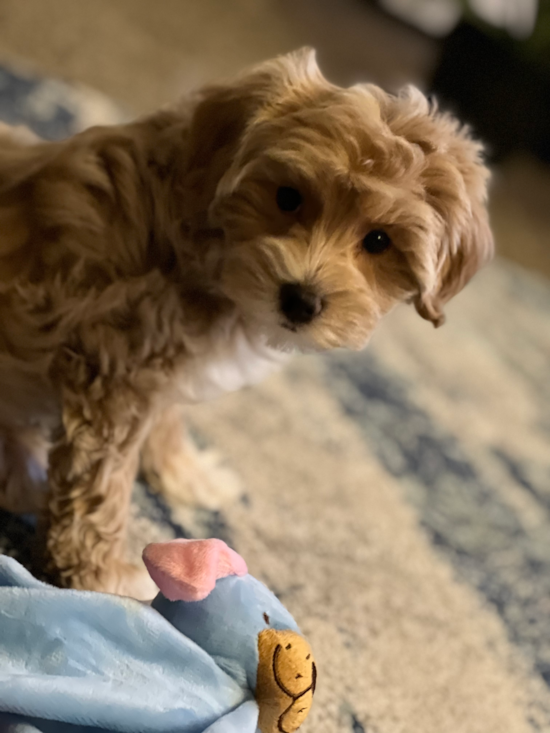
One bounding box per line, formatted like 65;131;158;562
256;628;317;733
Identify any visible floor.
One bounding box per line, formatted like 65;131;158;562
0;0;548;279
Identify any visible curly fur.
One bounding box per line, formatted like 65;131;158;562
0;49;493;597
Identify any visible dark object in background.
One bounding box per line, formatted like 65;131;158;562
431;21;550;164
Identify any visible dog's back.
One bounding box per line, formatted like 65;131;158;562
0;121;164;513
0;126;52;283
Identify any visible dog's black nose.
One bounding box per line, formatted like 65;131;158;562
279;282;323;326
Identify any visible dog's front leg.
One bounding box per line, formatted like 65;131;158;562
45;373;157;599
141;403;241;510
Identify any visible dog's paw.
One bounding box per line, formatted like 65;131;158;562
112;562;158;600
82;561;158;601
143;443;242;511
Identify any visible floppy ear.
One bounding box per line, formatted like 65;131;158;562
372;86;494;327
184;48;323;209
142;539;247;602
410;107;494;327
414;198;494;327
188;46;320;153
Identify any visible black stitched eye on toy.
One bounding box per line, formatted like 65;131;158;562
276;186;302;213
263;612;270;624
362;229;391;254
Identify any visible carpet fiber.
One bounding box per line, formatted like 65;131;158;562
1;66;550;733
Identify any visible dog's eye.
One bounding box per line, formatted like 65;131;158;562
362;229;391;254
276;186;302;213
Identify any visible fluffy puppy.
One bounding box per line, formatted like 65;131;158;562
0;49;493;597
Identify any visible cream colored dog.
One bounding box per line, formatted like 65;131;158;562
0;49;493;597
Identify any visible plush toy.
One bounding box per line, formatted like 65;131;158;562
0;539;316;733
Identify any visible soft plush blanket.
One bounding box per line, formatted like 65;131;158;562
0;539;315;733
0;558;243;733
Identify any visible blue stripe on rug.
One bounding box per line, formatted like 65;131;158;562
0;66;76;139
325;350;550;686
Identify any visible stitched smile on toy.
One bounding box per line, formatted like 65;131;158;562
256;628;317;733
273;642;317;733
273;642;317;698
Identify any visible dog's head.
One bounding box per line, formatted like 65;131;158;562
185;48;493;351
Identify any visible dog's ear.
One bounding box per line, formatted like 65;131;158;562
370;86;494;326
185;48;323;202
414;197;494;327
188;46;322;158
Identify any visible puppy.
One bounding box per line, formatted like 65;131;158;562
0;48;493;597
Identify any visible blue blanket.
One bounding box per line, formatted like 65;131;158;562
0;540;315;733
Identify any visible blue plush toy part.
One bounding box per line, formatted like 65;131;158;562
0;540;316;733
152;572;299;692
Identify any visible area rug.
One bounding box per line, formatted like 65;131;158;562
1;65;550;733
